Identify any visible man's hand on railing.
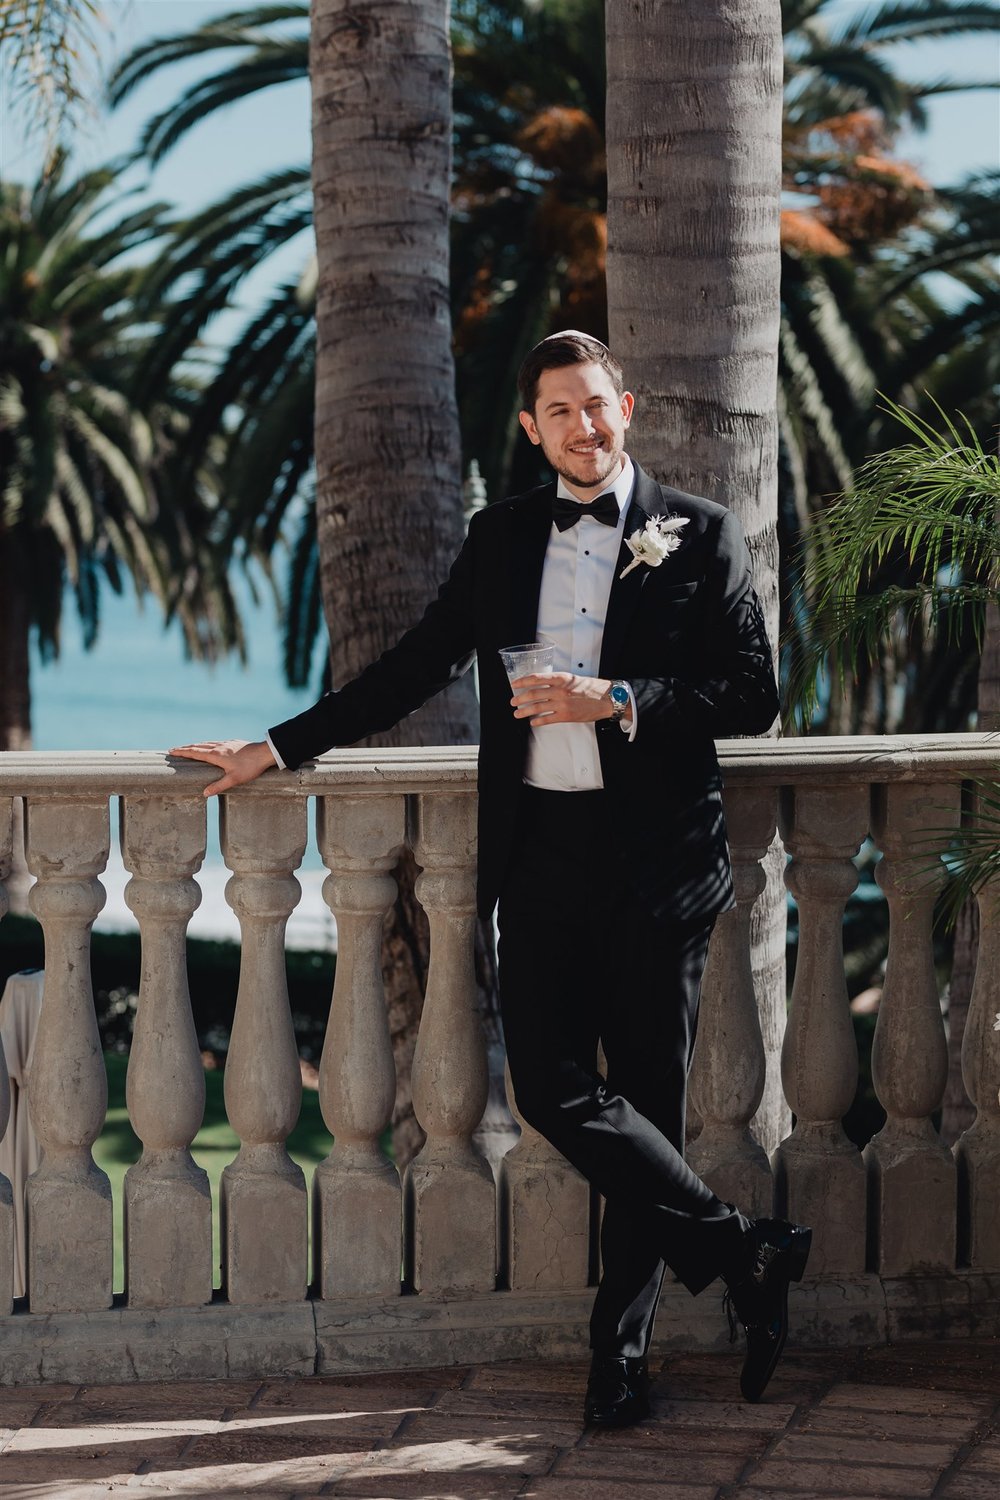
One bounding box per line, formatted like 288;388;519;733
167;739;277;798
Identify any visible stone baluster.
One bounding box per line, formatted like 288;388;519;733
121;797;211;1307
24;798;112;1312
955;868;1000;1269
220;797;308;1303
0;799;13;1312
865;782;960;1275
687;786;775;1215
406;792;495;1293
772;786;869;1276
501;1059;590;1291
313;795;404;1297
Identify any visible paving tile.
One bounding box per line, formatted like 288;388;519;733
284;1367;470;1395
432;1389;583;1423
0;1404;45;1430
5;1423;196;1454
733;1492;912;1500
0;1383;81;1403
0;1445;180;1482
351;1434;562;1476
640;1397;796;1432
77;1379;262;1412
332;1470;531;1498
520;1482;717;1500
554;1443;743;1485
581;1423;768;1459
131;1456;361;1494
942;1477;1000;1500
747;1457;941;1496
35;1404;223;1436
1;1485;146;1500
799;1406;980;1443
769;1430;959;1466
655;1378;741;1404
817;1382;993;1418
955;1439;1000;1474
255;1380;433;1415
463;1360;592;1396
155;1413;405;1466
388;1410;582;1450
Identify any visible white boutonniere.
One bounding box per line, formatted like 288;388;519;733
619;513;689;579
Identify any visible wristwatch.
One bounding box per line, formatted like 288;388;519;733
607;680;631;723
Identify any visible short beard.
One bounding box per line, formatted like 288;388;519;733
543;440;622;495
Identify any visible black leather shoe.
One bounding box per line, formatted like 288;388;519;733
583;1354;650;1428
723;1217;812;1403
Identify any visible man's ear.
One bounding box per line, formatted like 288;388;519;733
518;409;541;446
621;391;635;428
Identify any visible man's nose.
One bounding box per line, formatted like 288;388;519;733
573;409;597;435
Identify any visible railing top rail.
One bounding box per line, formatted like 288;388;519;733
1;733;999;796
0;747;479;797
717;731;1000;784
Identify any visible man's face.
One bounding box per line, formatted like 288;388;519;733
519;362;634;498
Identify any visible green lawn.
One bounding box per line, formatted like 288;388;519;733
96;1053;333;1292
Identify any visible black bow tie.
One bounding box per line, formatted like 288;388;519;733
552;490;621;532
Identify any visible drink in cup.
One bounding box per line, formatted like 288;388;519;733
498;642;555;685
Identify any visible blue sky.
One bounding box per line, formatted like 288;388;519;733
1;1;994;345
2;1;997;207
0;1;995;341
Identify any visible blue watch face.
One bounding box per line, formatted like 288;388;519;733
610;683;629;708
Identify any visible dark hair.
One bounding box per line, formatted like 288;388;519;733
517;332;625;413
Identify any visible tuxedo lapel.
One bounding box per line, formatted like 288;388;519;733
507;488;555;644
599;464;660;677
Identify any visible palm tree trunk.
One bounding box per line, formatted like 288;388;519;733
605;0;788;1149
309;1;501;1164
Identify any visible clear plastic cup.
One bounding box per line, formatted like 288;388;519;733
498;641;555;685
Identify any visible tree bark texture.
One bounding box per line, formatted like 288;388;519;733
309;2;496;1165
605;0;788;1150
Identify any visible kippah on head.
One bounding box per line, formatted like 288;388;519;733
535;329;610;352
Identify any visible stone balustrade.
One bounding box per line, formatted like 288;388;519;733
1;735;1000;1384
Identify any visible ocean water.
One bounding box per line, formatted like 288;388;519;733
29;580;336;949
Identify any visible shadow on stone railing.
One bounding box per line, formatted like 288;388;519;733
1;737;999;1385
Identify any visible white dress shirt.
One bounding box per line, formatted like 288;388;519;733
524;457;637;792
266;459;638;776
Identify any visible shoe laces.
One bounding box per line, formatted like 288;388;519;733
723;1287;739;1344
752;1241;778;1283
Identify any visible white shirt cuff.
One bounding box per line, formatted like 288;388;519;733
264;731;287;770
619;684;638;742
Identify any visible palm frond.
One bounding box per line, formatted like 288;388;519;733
786;399;1000;724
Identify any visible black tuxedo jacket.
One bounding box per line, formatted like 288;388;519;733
269;462;779;922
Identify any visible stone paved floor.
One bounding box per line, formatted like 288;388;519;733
1;1341;999;1499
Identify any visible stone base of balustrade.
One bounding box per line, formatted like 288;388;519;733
3;1274;1000;1386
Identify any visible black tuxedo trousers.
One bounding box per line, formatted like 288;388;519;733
499;785;749;1357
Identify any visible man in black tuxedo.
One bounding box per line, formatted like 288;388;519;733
172;332;810;1426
